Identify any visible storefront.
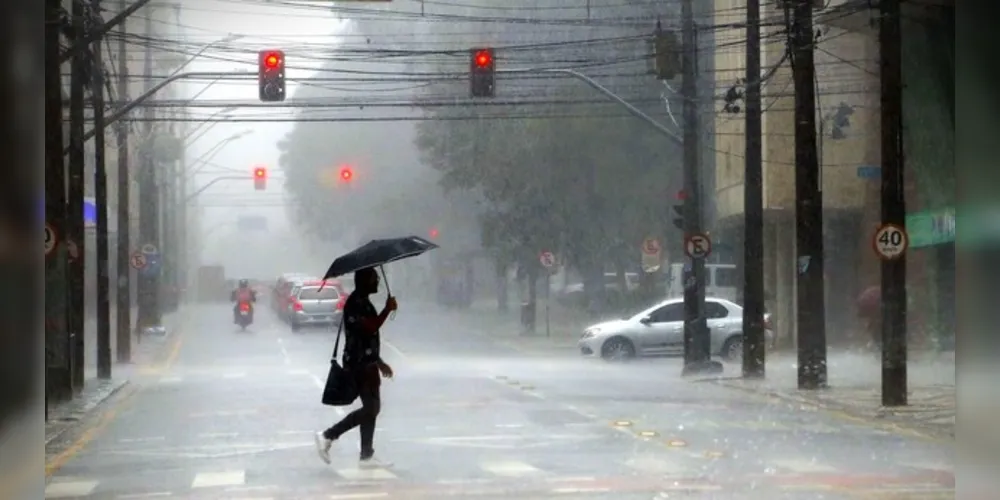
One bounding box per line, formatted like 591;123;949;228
906;207;955;349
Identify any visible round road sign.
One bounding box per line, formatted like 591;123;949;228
141;243;158;255
642;238;661;256
44;223;57;256
684;233;712;259
873;223;908;260
539;251;556;268
130;252;148;270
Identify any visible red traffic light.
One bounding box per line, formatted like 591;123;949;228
263;52;281;69
339;166;353;181
254;167;267;178
429;227;439;239
676;189;687;201
474;50;492;68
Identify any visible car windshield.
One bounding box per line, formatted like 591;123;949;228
298;287;339;300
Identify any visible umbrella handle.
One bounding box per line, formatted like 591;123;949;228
379;265;397;321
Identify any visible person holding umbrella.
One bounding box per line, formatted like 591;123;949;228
315;267;397;466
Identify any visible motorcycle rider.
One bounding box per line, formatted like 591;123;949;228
230;279;257;323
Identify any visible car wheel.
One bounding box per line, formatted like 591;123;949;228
600;337;635;362
721;336;743;362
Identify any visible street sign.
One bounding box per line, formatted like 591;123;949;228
539;251;556;269
684;233;712;259
130;252;148;270
641;237;661;256
873;223;908;260
141;243;158;255
44;223;57;256
856;165;881;179
140;254;161;276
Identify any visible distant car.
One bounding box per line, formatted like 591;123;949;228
272;273;315;315
577;297;773;362
288;281;347;332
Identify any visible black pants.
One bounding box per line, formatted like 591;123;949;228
323;364;381;458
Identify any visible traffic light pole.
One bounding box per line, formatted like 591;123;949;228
91;0;113;380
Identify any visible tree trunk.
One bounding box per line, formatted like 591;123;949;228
495;258;509;313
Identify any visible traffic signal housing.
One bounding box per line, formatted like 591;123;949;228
258;50;286;102
469;48;495;98
253;167;267;190
672;190;685;230
650;29;680;80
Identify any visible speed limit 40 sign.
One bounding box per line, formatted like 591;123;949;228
873;223;908;260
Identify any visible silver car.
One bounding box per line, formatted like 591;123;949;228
289;285;344;332
578;297;773;362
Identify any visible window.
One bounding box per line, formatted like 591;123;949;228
704;301;730;319
649;303;684;323
713;267;738;287
298;287;340;300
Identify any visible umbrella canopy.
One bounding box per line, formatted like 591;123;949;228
322;236;439;281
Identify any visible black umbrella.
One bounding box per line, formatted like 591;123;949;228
320;235;439;295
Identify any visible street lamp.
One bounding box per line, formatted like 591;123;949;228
183;107;237;143
187;130;253;178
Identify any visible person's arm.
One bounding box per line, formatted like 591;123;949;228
358;308;391;335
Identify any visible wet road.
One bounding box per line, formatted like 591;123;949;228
45;303;954;499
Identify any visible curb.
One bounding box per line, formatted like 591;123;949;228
45;379;130;446
711;379;953;442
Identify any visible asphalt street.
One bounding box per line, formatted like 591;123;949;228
45;302;954;499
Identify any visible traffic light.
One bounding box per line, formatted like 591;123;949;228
338;165;353;183
258;49;286;102
672;190;685;230
253;167;267;190
429;227;439;239
650;28;680;80
469;47;495;98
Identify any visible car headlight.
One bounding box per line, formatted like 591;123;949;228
581;328;600;339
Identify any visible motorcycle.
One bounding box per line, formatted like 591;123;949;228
236;301;254;331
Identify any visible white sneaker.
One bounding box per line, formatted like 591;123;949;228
314;432;332;464
359;455;392;468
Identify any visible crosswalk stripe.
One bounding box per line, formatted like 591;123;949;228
45;480;99;498
770;459;837;473
480;460;542;477
336;468;398;480
191;471;245;488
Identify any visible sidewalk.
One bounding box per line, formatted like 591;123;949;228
712;351;955;439
46;307;186;446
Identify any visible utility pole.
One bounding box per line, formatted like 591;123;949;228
879;0;907;406
45;0;71;404
741;0;765;378
68;0;88;391
791;0;827;389
115;0;132;363
137;11;162;330
92;0;112;380
679;0;718;376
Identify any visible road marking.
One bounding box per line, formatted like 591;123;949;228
158;376;183;384
198;432;239;439
222;372;246;379
115;493;174;498
552;487;610;493
117;436;166;443
44;480;99;498
480;460;541;477
277;337;291;365
191;471;245;488
771;459;837;473
329;493;391;499
659;484;723;491
494;423;524;428
46;384;139;477
337;468;397;480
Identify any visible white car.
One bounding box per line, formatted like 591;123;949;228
578;297;773;361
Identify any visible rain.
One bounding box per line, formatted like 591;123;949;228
40;0;957;498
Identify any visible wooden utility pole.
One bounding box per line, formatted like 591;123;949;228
742;0;765;378
45;0;72;404
115;0;132;363
92;0;112;380
879;0;907;406
137;11;162;330
791;0;827;389
68;0;88;391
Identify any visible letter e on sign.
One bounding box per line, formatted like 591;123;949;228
872;223;908;260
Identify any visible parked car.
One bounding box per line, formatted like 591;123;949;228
577;297;773;362
287;281;347;332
